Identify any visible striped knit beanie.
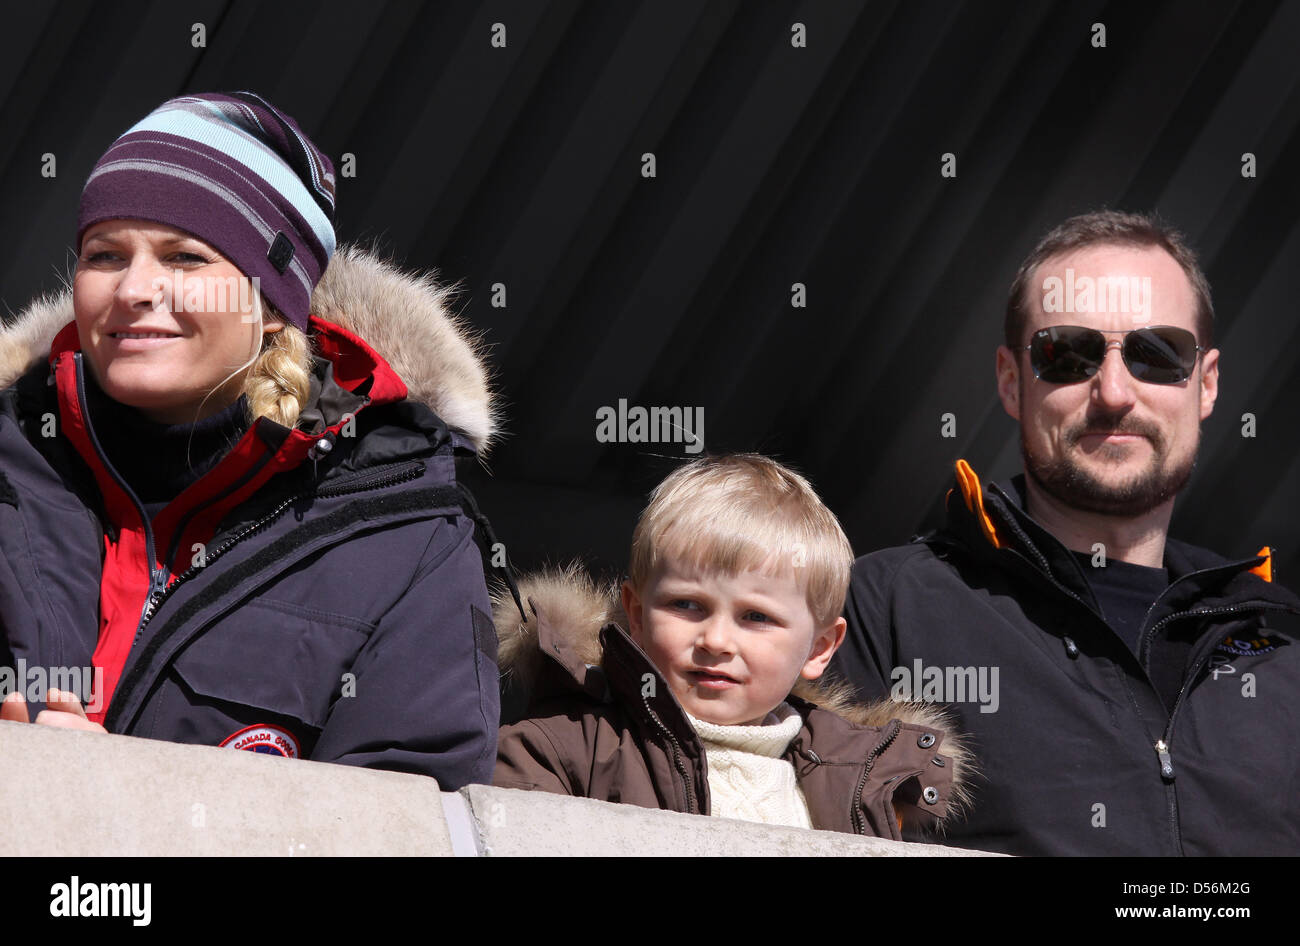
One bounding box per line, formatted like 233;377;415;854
77;91;336;332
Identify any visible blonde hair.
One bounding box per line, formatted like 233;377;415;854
242;313;313;428
628;454;854;628
189;296;314;429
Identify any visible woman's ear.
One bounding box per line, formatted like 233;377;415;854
262;320;285;336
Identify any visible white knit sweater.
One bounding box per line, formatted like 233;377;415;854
685;702;813;829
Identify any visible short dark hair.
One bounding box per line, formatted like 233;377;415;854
1004;210;1214;350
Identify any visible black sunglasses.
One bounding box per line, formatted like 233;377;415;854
1020;325;1204;385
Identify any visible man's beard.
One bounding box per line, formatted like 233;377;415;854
1022;413;1197;517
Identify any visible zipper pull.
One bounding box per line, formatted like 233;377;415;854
136;568;170;644
144;567;168;615
1063;636;1079;659
1154;739;1175;780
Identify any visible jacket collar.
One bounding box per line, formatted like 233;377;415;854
45;314;403;520
496;564;695;738
943;459;1300;627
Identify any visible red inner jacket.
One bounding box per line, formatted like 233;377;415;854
47;316;408;722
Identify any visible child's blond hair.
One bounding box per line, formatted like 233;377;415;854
628;454;853;628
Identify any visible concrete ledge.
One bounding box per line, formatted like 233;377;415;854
0;722;999;856
0;720;453;856
460;784;999;857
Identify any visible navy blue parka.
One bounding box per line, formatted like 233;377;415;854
0;246;500;788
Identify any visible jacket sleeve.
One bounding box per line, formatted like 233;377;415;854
829;550;910;701
308;512;499;790
494;718;576;794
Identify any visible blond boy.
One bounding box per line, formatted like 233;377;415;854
494;454;967;837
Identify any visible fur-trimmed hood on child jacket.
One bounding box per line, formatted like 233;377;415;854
0;246;500;788
494;567;973;840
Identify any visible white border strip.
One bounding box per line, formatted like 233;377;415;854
440;790;483;858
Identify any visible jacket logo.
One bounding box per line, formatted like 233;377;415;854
1214;636;1281;658
219;724;300;758
267;232;295;274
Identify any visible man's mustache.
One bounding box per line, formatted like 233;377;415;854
1066;415;1163;448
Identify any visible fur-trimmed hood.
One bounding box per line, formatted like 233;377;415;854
496;564;974;820
0;245;497;454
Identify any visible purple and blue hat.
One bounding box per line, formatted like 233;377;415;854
76;91;336;332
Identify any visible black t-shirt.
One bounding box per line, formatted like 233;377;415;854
1071;550;1169;657
1073;552;1214;714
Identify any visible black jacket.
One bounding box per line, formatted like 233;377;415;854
830;460;1300;855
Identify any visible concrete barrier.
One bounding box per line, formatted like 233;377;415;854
0;720;453;856
0;721;997;856
458;783;997;856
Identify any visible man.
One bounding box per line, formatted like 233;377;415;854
830;210;1300;855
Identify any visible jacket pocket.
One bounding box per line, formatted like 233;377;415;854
170;597;375;730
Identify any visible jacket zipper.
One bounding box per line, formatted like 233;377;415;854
156;448;283;598
985;498;1101;618
137;461;426;631
850;718;901;835
1152;601;1293;780
316;461;425;497
73;356;168;643
138;488;304;626
640;693;698;814
1142;601;1291;855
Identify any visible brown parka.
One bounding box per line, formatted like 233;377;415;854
494;568;972;840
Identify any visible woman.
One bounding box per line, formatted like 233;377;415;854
0;92;500;788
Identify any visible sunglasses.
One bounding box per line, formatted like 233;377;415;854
1019;325;1204;385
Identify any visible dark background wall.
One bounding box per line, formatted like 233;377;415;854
3;0;1297;582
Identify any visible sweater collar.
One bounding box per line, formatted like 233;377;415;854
82;372;250;506
685;703;803;757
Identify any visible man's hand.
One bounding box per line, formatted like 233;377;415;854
1;689;108;733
